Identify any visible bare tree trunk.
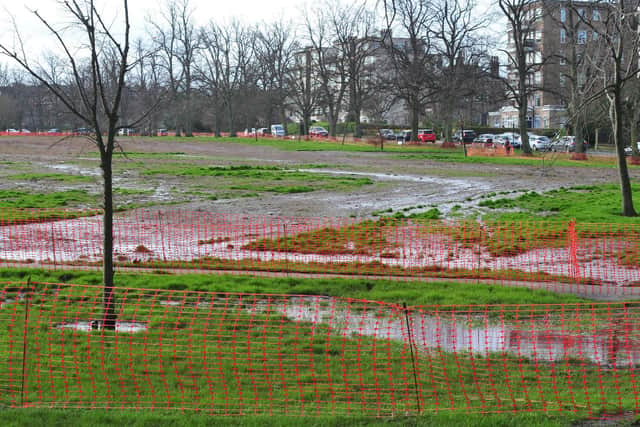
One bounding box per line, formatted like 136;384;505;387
518;78;531;154
100;150;116;329
612;88;637;216
410;98;420;142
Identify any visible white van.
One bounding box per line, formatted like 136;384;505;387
271;124;285;137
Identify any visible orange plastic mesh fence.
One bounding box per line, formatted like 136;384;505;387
0;281;638;416
2;209;639;296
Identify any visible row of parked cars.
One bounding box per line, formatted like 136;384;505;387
378;128;437;143
470;132;588;152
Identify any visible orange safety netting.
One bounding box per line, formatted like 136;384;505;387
0;282;638;416
1;209;639;297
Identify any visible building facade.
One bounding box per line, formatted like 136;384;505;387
493;0;610;130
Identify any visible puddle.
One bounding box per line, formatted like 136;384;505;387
254;297;640;368
56;320;148;333
49;163;101;177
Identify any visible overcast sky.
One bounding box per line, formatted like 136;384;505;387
0;0;501;65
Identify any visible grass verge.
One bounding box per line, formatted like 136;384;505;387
0;268;589;307
0;409;589;426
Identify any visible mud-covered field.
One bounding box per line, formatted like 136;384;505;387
0;135;632;218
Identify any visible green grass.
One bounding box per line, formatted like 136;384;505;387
0;277;632;421
0;409;590;426
394;149;632;168
7;173;94;183
0;189;95;209
141;165;373;195
480;184;640;223
0;269;589;307
0;190;98;223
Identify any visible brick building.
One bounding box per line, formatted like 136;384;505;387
492;0;610;130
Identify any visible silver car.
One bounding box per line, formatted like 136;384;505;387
530;135;551;151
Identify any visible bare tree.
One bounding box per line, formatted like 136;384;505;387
543;0;602;157
198;20;255;137
331;2;379;138
498;0;550;154
151;0;199;136
584;0;640;216
381;0;437;141
254;21;297;130
303;3;347;137
0;0;134;328
431;0;492;141
288;47;319;136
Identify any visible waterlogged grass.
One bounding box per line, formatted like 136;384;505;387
237;213;638;261
7;172;94;183
0;269;589;307
395;149;633;168
0;189;95;209
114;188;154;196
244;220;394;256
142;165;373;195
480;184;640;223
0;190;98;222
0;279;629;420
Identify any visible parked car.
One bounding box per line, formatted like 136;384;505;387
551;136;588;152
157;128;168;136
417;129;437;143
473;133;494;145
117;127;136;136
529;135;552;151
453;129;476;143
20;128;31;133
498;132;521;148
309;126;329;137
6;128;19;133
271;124;286;137
625;142;640;156
47;128;60;134
396;130;412;144
378;129;396;140
73;127;93;136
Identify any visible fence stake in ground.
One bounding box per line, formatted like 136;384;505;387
403;302;422;413
20;276;32;408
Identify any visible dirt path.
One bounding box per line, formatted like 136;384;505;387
0;136;632;218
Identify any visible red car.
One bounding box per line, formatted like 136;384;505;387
417;129;436;143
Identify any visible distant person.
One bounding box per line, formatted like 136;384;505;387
505;138;512;155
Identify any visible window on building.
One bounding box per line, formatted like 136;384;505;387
560;29;566;44
559;74;566;87
577;30;587;44
535;7;542;19
593;9;600;21
560;55;567;65
578;8;585;18
592;31;598;41
534;71;542;86
560;8;566;22
535;94;541;106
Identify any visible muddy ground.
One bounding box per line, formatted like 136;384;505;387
0;136;633;218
